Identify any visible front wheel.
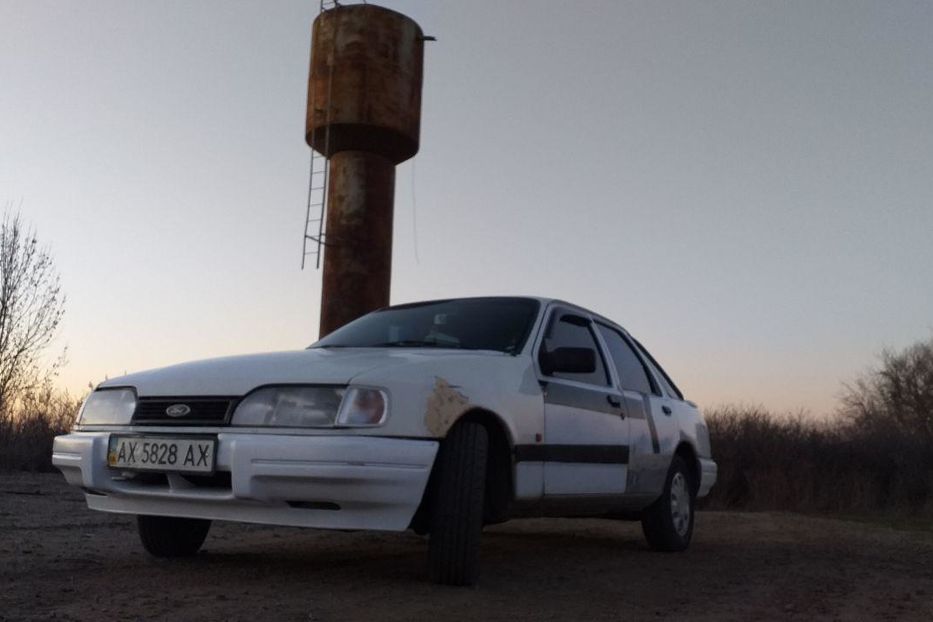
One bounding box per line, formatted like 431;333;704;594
641;456;695;552
137;515;211;558
428;421;488;586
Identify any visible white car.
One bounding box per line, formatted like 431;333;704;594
53;296;717;585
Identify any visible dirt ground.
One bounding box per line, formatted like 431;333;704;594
1;474;932;622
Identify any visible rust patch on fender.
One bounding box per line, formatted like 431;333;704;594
424;377;469;436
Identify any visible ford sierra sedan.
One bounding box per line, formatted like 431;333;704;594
53;296;717;585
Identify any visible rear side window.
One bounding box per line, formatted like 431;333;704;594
631;338;684;400
596;324;654;395
540;312;609;386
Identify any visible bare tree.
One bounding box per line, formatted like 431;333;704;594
840;337;933;444
0;208;66;411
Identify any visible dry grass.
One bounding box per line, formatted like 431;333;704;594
0;386;80;471
703;404;933;516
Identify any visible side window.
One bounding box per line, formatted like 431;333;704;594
631;338;684;400
540;311;609;386
596;324;654;395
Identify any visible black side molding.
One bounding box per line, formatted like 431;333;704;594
514;444;629;464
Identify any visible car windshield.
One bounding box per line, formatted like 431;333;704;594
311;298;541;354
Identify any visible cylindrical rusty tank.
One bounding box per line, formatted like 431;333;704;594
306;4;425;164
307;3;427;337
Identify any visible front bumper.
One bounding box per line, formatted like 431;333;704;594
52;432;438;531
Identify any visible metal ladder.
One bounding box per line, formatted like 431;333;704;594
301;0;340;270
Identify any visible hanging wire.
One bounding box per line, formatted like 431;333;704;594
411;160;420;264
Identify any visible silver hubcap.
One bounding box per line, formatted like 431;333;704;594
670;472;691;537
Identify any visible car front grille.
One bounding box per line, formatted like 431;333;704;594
132;398;236;425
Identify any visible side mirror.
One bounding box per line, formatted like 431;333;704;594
541;347;596;375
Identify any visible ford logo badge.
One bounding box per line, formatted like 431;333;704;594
165;404;191;418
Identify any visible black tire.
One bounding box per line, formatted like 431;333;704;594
428;421;488;586
641;455;695;552
137;515;211;558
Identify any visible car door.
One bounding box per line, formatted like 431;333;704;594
628;335;683;494
595;324;668;497
534;306;630;496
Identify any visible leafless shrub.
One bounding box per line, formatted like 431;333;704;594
704;340;933;515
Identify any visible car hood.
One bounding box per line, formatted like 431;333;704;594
99;348;505;397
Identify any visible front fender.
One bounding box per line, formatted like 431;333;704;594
350;353;543;445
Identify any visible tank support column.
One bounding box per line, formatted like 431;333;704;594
320;151;396;337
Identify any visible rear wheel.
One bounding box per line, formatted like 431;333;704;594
137;515;211;558
428;421;488;586
641;455;695;551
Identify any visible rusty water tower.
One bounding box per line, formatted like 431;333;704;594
304;3;427;337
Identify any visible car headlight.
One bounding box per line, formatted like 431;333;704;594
230;386;388;428
78;388;137;425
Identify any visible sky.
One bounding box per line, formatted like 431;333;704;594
1;0;931;417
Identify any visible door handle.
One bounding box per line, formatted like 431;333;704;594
662;405;672;415
607;395;625;417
